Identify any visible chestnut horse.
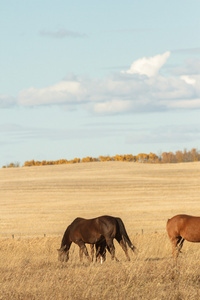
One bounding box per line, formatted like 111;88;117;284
167;214;200;259
58;215;135;262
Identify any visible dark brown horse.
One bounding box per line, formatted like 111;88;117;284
58;215;135;262
167;214;200;259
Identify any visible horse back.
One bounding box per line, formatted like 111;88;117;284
71;216;115;229
98;215;118;233
167;214;200;242
68;216;117;243
167;214;193;233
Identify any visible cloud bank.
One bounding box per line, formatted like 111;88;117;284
1;51;200;114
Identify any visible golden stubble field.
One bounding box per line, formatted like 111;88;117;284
1;161;200;299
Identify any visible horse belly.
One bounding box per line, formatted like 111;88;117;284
80;230;102;244
182;227;200;242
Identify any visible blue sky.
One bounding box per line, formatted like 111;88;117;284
1;0;200;166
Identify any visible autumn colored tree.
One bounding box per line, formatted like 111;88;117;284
99;156;113;162
136;153;149;163
18;147;200;169
125;154;137;162
161;152;177;163
71;158;81;163
191;148;200;161
58;159;68;164
81;157;97;163
24;160;35;167
175;151;184;163
7;162;18;168
148;153;158;163
114;155;123;161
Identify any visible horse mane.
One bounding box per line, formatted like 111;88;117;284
61;225;71;248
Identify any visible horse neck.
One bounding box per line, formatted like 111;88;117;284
61;227;71;249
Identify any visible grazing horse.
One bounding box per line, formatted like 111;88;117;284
57;215;135;262
167;214;200;259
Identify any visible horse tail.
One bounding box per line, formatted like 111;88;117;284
166;218;171;234
116;217;136;252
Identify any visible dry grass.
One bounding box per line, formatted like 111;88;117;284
1;234;200;299
1;161;200;299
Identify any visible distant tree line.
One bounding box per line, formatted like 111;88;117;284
1;148;197;168
2;148;200;168
2;162;20;168
23;158;81;167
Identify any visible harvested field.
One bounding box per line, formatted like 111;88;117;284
0;161;200;299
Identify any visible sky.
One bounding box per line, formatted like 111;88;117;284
1;0;200;167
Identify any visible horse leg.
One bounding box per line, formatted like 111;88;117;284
77;241;92;262
102;244;119;262
95;245;101;262
93;241;105;263
96;245;102;262
100;243;107;262
177;238;185;252
171;236;182;260
90;244;94;262
98;242;107;263
115;235;130;261
79;247;83;262
120;240;130;261
105;238;115;260
170;238;177;260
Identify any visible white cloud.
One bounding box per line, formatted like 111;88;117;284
93;99;131;114
18;80;87;106
180;75;196;85
16;73;200;113
121;51;170;77
0;51;197;114
167;98;200;109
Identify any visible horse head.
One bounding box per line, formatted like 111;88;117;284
57;245;69;262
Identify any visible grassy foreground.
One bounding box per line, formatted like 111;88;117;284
1;161;200;299
1;234;200;299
